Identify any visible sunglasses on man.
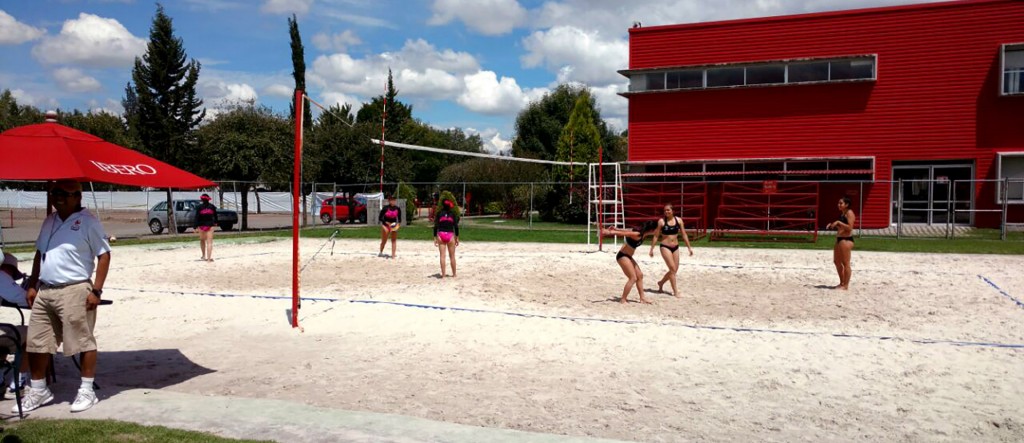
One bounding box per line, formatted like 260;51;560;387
50;189;83;198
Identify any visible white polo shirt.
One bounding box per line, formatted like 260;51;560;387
35;209;110;286
0;271;27;307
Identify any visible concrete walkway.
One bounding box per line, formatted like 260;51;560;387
11;389;632;443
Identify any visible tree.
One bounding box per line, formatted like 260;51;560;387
287;14;312;129
0;89;44;132
196;105;291;230
511;83;624;163
555;92;602;182
356;69;412;131
125;3;205;233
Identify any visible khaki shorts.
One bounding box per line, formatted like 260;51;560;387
26;281;97;356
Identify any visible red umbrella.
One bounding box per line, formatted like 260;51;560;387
0;120;214;188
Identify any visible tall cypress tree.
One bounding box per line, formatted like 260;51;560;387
287;14;312;129
125;3;204;232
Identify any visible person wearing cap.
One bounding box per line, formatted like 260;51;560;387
195;194;218;262
12;179;110;414
378;195;402;259
433;199;461;278
0;252;31;394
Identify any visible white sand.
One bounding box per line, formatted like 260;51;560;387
4;237;1023;442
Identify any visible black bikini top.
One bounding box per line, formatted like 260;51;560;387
838;212;849;224
625;233;644;248
661;217;680;235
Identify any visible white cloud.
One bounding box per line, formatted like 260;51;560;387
261;0;314;15
0;10;45;45
9;88;59;110
428;0;527;36
321;91;362;115
31;13;145;68
200;81;259;106
86;98;124;116
457;71;538;115
312;30;362;52
263;84;296;98
466;127;512;154
521;26;627;85
52;68;102;93
310;38;480;102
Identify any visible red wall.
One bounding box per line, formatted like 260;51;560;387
626;0;1024;228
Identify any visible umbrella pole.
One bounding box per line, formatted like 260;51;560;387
89;182;102;220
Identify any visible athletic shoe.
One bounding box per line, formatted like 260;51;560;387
10;387;53;413
70;388;98;412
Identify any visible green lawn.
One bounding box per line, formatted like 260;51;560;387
3;219;1021;255
0;419;271;442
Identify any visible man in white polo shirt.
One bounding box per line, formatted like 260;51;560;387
12;180;110;413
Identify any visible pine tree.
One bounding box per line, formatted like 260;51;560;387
287;14;312;129
556;91;602;181
126;3;204;168
124;3;205;233
356;69;412;132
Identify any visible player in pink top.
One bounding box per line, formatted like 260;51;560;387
378;195;402;259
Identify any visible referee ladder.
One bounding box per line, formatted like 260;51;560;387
587;162;625;249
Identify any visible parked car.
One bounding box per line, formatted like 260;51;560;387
319;195;367;224
148;200;239;234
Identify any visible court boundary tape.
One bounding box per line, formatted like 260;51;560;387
105;286;1024;350
979;275;1024;310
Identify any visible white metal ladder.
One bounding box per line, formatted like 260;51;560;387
587;162;625;249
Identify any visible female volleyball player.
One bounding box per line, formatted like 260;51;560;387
195;194;218;262
826;196;856;290
649;203;693;297
601;220;660;304
433;199;460;278
378;195;402;259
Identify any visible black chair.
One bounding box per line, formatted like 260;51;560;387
0;322;25;418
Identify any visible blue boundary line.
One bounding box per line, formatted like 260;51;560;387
106;286;1024;349
979;275;1024;310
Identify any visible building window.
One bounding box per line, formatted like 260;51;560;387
788;61;830;83
707;67;745;87
646;72;665;90
623;55;876;94
997;154;1024;203
667;69;703;89
1002;44;1024;96
747;64;786;85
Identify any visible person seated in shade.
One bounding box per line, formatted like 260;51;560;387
0;252;30;394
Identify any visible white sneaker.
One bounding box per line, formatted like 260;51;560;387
11;387;53;413
70;388;98;412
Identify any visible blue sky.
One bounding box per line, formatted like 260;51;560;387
1;0;935;153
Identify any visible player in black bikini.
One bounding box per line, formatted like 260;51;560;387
826;196;856;290
601;220;660;304
649;204;693;297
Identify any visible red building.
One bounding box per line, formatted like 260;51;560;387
620;0;1024;230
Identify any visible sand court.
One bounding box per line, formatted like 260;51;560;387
3;237;1022;442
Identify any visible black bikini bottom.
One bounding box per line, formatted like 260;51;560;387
836;236;854;243
659;244;679;252
615;251;637;265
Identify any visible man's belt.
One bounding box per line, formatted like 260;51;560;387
38;280;90;290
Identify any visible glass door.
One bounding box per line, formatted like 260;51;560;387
891;164;974;225
934;166;974;225
892;167;930;223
